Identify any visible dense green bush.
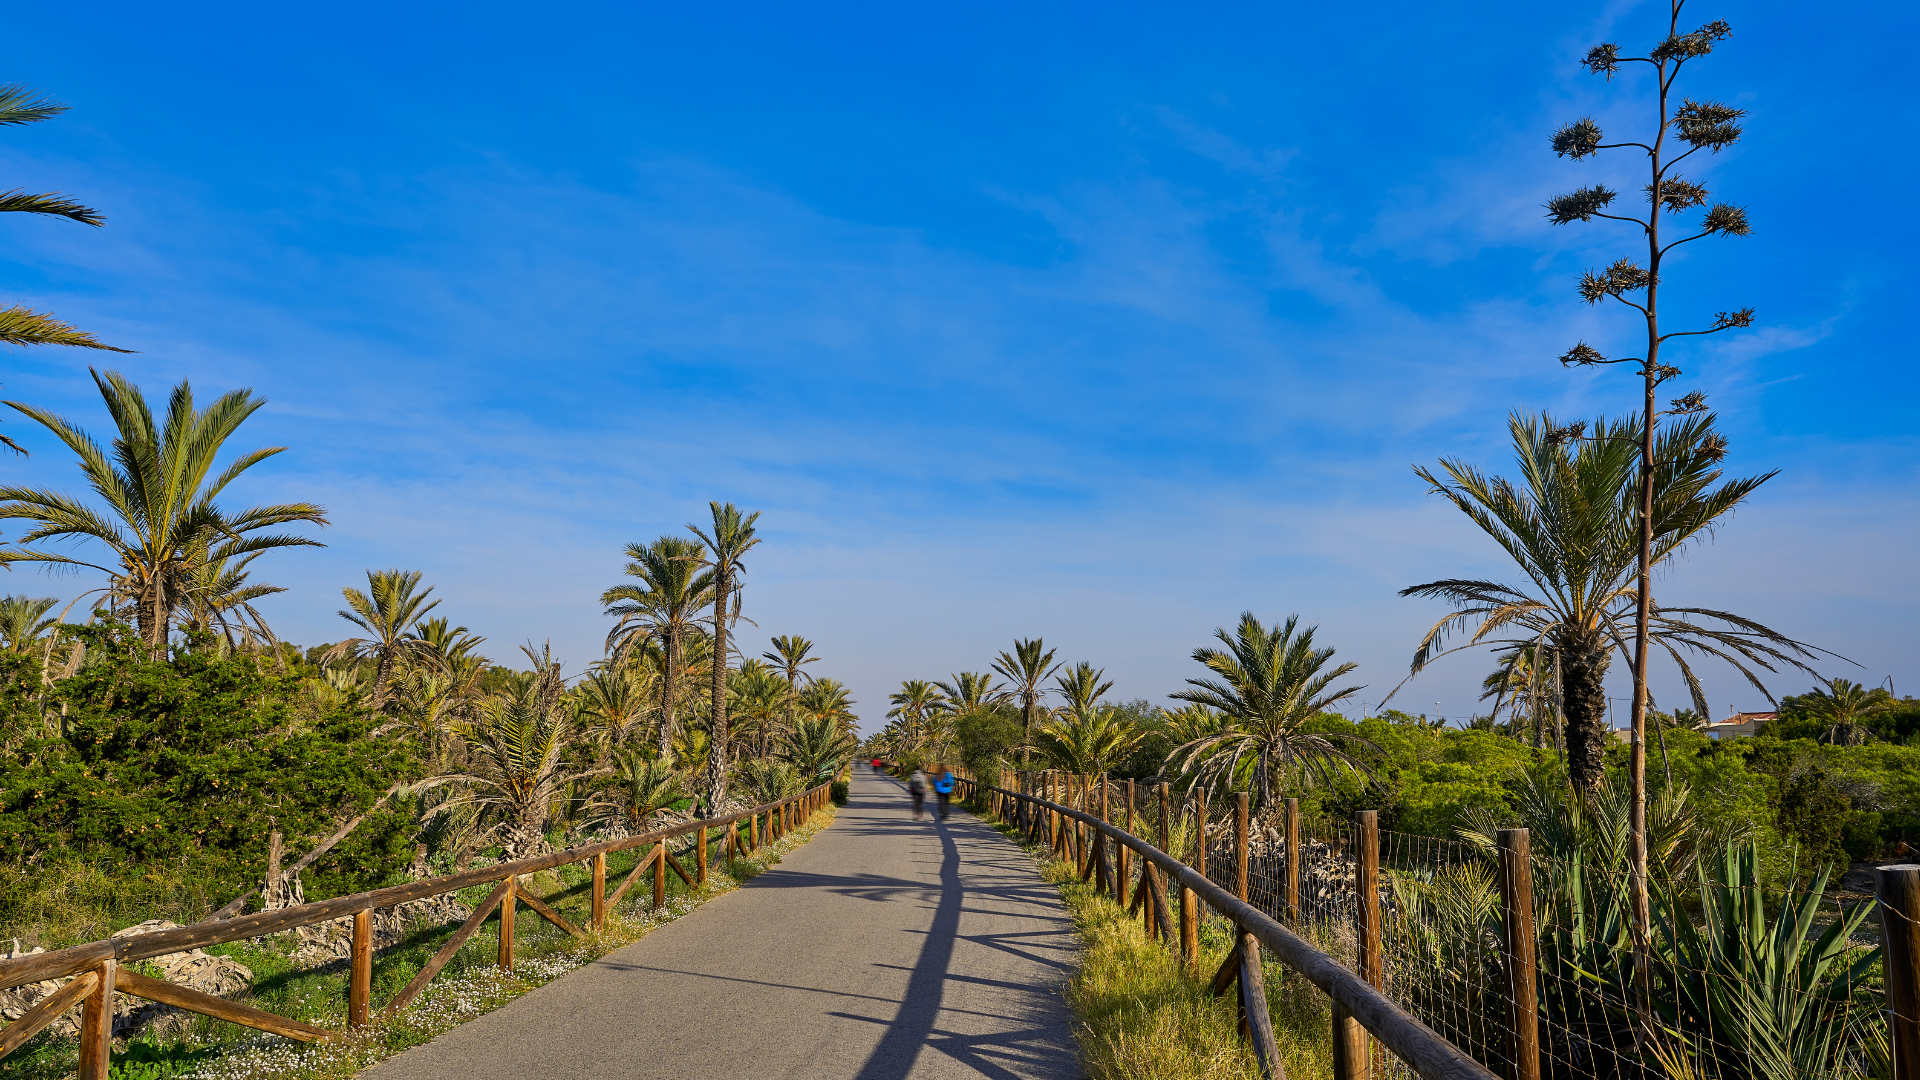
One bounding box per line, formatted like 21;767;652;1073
0;623;418;938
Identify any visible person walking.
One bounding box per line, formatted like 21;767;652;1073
907;766;928;820
931;764;956;820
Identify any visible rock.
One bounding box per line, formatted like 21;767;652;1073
108;920;255;1039
290;893;472;964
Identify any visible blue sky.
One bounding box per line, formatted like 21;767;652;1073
3;1;1914;734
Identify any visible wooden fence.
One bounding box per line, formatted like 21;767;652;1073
0;782;835;1077
953;771;1498;1080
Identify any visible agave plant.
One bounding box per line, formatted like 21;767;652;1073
1655;843;1880;1080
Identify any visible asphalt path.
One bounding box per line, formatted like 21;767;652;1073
364;764;1080;1079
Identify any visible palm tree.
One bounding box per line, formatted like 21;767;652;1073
797;678;859;741
1170;612;1369;813
887;679;949;751
1052;662;1114;714
936;671;1006;718
0;595;58;653
0;372;327;650
332;569;441;710
1478;644;1560;749
1400;411;1821;790
174;551;285;655
577;664;654;759
688;502;762;807
596;750;686;832
728;660;788;758
762;634;819;741
406;617;488;674
779;716;858;782
444;681;581;859
604;535;716;763
1790;677;1893;746
991;638;1061;742
1024;705;1149;776
0;85;130;380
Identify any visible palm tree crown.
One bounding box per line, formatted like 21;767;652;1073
1400;411;1820;788
688;502;762;807
1170;612;1368;812
0;371;327;650
602;535;715;761
991;637;1060;741
333;569;441;710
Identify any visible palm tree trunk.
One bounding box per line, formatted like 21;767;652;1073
372;649;396;711
705;571;731;807
660;632;680;761
1559;634;1611;789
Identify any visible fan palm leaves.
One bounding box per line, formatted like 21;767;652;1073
0;85;129;369
1023;704;1149;776
1400;411;1822;789
602;534;715;761
991;637;1060;741
779;716;858;781
688;502;762;807
1169;612;1369;813
0;372;327;650
331;569;440;709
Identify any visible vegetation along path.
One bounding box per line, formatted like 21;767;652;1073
364;765;1079;1079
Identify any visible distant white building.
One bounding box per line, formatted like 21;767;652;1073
1703;711;1776;740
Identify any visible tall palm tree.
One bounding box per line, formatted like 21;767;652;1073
0;85;130;377
1400;411;1820;789
728;660;788;758
688;502;762;807
936;671;1006;718
332;569;441;710
1170;612;1369;813
991;638;1061;742
0;595;58;653
887;679;949;743
0;372;327;650
603;535;716;763
762;634;819;742
1052;662;1114;715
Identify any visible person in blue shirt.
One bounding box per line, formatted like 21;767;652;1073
931;764;956;820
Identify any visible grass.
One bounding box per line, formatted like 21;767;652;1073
974;798;1336;1080
0;805;837;1080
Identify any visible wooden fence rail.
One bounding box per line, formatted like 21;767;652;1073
0;782;835;1076
951;773;1498;1080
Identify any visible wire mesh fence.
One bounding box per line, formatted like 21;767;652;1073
1001;771;1907;1080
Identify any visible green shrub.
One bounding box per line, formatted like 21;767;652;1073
830;779;849;805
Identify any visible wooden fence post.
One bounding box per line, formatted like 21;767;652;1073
497;876;516;969
1119;779;1134;908
349;908;372;1027
592;851;607;931
1235;792;1250;904
76;958;114;1080
1285;797;1301;925
653;840;667;910
1882;863;1920;1078
1336;809;1383;1080
751;811;760;851
697;826;709;887
1498;829;1541;1080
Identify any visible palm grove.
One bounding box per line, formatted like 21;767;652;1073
0;371;860;930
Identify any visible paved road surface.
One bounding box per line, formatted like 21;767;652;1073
365;765;1079;1079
